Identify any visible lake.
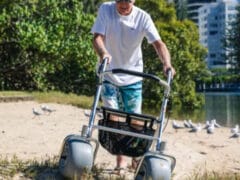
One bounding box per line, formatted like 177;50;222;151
170;92;240;128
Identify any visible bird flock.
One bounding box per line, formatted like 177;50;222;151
172;119;239;139
32;104;56;118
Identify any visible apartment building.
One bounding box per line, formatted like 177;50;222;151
187;0;216;24
198;0;240;69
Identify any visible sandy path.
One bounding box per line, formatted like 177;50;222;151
0;101;239;179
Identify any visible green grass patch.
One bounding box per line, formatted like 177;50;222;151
0;156;125;179
30;91;94;109
1;155;239;179
0;91;30;97
0;91;95;109
0;155;59;179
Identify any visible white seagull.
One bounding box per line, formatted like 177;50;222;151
40;105;56;114
183;120;191;128
187;119;195;128
211;119;221;128
32;108;42;119
172;120;184;132
189;123;202;133
203;120;210;129
231;124;239;134
229;132;240;139
84;109;91;117
207;122;215;134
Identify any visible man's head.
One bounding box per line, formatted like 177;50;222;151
115;0;135;16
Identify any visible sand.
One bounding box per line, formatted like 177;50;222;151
0;101;239;179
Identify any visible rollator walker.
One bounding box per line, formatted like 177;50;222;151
58;58;176;179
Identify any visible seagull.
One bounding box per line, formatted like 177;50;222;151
40;105;56;114
172;120;184;132
187;119;195;128
189;123;202;133
32;108;42;119
231;124;239;134
229;125;240;142
229;132;240;139
207;122;215;134
211;119;221;128
203;120;210;129
97;112;103;119
183;120;191;128
84;109;91;117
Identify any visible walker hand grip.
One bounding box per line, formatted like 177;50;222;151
112;69;161;82
98;58;108;74
166;68;173;85
111;68;170;89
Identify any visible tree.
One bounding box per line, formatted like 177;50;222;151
0;0;208;109
0;0;97;94
82;0;102;14
173;0;188;20
136;0;207;109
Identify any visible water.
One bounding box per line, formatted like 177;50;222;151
204;92;240;127
170;92;240;127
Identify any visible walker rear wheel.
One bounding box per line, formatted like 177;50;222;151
135;155;172;180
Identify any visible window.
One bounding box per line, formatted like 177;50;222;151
209;31;218;35
228;6;235;10
210;23;218;27
210;54;216;58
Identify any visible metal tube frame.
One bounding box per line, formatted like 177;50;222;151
85;59;172;153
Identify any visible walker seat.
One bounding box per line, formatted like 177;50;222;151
98;106;157;157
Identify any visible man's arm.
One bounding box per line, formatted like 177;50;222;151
92;33;111;62
152;40;175;76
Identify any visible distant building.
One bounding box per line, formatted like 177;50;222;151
198;0;240;69
187;0;216;24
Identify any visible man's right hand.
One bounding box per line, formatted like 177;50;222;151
101;53;112;64
93;33;112;63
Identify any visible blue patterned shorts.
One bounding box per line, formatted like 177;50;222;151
101;81;142;113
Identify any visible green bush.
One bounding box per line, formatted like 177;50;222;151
0;0;97;95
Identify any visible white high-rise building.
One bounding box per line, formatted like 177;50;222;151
198;0;240;69
187;0;216;24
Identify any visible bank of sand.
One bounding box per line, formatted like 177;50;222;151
0;101;239;179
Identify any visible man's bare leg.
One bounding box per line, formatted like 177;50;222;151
116;155;127;168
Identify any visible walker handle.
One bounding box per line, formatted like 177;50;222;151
166;68;173;85
111;68;170;89
98;58;108;74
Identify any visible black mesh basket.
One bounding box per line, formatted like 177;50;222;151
98;107;157;157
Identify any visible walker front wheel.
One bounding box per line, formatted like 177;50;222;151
59;135;94;179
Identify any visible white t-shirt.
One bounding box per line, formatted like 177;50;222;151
91;1;161;86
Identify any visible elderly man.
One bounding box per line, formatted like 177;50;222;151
91;0;175;171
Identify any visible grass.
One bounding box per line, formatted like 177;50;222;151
0;90;94;109
0;155;239;180
0;91;30;97
0;155;59;179
30;91;94;109
0;156;128;180
188;171;240;180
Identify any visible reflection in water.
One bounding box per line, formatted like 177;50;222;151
170;92;240;127
204;92;240;127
